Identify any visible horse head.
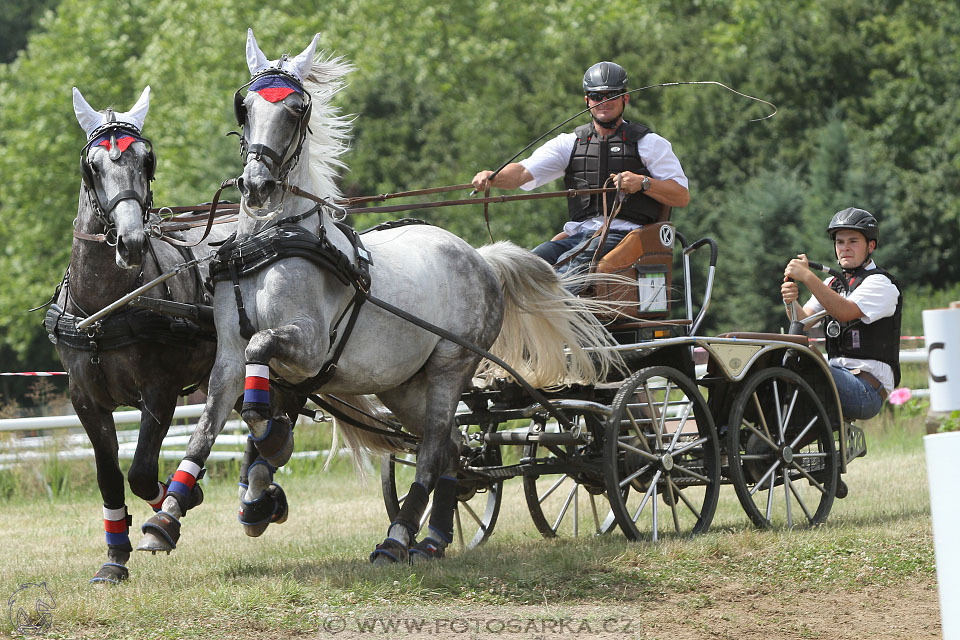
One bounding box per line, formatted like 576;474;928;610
234;30;319;213
73;86;155;269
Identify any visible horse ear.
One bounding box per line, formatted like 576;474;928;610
291;33;320;82
246;28;269;76
73;87;103;138
123;85;151;132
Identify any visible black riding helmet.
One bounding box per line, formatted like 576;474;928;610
583;61;628;93
827;207;879;247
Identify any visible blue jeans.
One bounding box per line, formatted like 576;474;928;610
829;366;883;421
533;231;628;275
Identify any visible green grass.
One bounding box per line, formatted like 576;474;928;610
0;413;937;639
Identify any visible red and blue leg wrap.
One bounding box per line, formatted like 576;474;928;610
242;363;270;413
103;505;132;550
167;459;202;509
148;481;167;512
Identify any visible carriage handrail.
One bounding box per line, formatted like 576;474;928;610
683;237;718;335
800;309;829;331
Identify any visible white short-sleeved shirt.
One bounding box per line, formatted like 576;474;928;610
518;126;688;236
803;261;899;392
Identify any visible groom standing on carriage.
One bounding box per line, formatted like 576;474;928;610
471;61;690;272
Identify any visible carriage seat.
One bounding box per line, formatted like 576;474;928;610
588;221;675;323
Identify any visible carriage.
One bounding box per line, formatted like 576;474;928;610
373;220;866;549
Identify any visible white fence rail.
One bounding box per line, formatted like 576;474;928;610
0;349;933;468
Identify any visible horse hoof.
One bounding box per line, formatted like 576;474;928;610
242;521;271;538
137;511;180;552
90;563;129;585
409;538;445;562
267;483;288;525
370;538;408;565
238;483;287;537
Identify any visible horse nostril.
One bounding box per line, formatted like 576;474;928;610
237;177;249;196
116;237;130;261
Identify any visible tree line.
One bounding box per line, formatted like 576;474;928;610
1;0;957;388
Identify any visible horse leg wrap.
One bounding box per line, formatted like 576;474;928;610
410;476;457;562
103;505;134;553
147;481;167;512
241;362;271;422
249;417;293;468
393;481;429;539
140;510;181;550
166;459;205;515
427;476;457;545
90;562;129;585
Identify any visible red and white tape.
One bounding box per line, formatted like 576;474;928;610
0;372;68;377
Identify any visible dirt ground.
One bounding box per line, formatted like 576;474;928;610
316;579;941;640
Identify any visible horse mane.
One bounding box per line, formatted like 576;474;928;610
302;55;355;201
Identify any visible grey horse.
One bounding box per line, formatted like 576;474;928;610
46;87;227;583
138;30;621;562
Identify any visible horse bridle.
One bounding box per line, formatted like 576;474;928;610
79;121;156;231
232;67;313;185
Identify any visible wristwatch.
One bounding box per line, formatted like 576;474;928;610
640;176;651;192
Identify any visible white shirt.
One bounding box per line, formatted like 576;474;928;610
518;126;688;236
803;261;899;392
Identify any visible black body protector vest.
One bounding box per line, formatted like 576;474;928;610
563;121;662;225
824;265;903;386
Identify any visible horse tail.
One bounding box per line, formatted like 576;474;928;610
318;393;407;471
476;241;625;388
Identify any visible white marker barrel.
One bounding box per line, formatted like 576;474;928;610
925;432;960;639
922;307;960;412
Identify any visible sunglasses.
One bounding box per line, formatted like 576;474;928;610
586;91;621;102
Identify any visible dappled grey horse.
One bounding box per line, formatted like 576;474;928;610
138;30;620;562
44;87;227;583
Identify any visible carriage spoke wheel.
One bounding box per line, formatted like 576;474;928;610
380;424;502;551
726;367;838;529
603;366;721;541
522;412;617;538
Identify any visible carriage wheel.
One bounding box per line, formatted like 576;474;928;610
603;366;721;541
726;366;838;528
380;423;502;550
522;412;618;538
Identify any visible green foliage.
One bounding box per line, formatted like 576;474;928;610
0;0;60;63
937;410;960;433
2;0;959;373
899;281;960;337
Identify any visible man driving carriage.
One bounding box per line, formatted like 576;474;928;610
781;208;902;421
471;61;690;272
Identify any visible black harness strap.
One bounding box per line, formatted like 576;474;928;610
228;258;257;340
211;214;373;384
